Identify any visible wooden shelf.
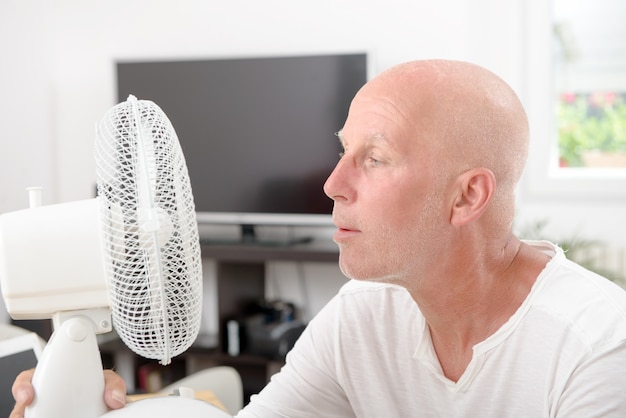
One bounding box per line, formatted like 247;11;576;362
200;239;339;263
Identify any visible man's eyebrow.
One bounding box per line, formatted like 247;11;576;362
366;132;388;144
334;131;388;146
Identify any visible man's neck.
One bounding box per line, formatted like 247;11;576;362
409;239;550;381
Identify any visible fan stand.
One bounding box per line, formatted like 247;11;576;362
27;308;111;418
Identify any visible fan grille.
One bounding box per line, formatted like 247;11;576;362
94;96;202;365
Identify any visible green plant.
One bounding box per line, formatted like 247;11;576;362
557;92;626;167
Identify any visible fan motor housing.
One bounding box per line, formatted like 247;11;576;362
0;198;109;319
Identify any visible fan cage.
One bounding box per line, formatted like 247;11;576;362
94;97;202;364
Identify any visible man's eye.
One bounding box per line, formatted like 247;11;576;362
368;157;382;167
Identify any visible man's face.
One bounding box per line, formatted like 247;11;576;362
323;85;450;284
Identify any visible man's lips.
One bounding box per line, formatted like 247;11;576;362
332;225;361;242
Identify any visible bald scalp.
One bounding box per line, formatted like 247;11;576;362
369;60;529;191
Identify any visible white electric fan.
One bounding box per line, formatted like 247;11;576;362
0;96;232;417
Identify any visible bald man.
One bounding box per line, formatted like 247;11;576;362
12;60;626;417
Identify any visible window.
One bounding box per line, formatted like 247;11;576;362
553;0;626;169
523;0;626;200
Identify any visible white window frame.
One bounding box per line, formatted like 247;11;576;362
522;0;626;200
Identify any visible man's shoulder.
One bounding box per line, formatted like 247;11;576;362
531;248;626;345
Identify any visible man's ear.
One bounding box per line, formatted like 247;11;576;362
449;168;495;226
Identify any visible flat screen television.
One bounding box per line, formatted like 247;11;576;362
116;53;368;244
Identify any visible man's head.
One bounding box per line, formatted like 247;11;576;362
324;59;529;284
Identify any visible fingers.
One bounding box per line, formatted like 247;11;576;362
10;369;35;418
10;368;127;417
103;369;127;410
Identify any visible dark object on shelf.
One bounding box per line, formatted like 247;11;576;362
244;316;306;360
228;300;306;360
246;320;306;359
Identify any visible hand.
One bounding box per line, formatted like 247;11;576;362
10;369;127;418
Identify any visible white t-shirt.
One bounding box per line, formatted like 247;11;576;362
237;241;626;417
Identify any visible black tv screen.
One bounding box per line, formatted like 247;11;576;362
116;53;368;228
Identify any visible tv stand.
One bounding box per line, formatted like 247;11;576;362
99;238;340;401
195;238;339;402
201;224;314;247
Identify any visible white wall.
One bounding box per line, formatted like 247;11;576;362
1;0;525;210
1;0;624;327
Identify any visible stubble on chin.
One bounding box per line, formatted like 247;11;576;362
336;239;407;284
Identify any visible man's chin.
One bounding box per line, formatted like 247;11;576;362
339;264;400;284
